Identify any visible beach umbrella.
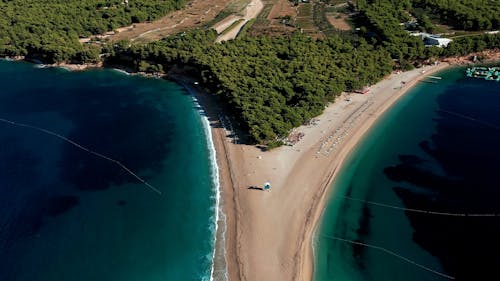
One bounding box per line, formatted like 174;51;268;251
263;180;271;191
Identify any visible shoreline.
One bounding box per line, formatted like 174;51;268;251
193;95;227;281
169;62;454;281
178;83;230;281
286;63;452;281
3;52;499;281
303;63;452;280
170;76;237;281
187;62;452;281
95;57;494;281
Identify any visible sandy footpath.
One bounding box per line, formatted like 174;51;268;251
215;0;263;42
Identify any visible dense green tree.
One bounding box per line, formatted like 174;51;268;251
355;0;426;60
0;0;186;62
1;0;498;146
108;30;394;144
411;0;500;31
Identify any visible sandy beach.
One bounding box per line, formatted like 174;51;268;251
48;50;496;280
6;28;497;278
174;62;451;281
28;45;496;281
38;48;498;281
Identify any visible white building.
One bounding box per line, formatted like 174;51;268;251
409;32;453;47
424;35;452;47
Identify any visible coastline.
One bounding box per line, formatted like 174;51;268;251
169;55;500;281
170;62;452;281
194;95;227;281
0;62;220;281
5;51;498;281
170;76;236;281
224;63;453;280
302;63;451;280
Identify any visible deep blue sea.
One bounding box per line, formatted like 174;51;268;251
0;61;217;281
315;66;500;281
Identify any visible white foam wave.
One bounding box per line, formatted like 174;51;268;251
191;94;228;281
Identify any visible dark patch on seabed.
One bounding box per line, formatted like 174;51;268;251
0;136;43;242
58;102;171;191
0;136;40;188
0;62;216;281
326;183;373;272
0;70;174;191
0;67;174;245
384;77;500;280
352;203;372;269
42;196;80;217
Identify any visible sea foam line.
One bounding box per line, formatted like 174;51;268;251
191;94;228;281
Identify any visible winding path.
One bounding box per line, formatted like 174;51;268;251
215;0;264;42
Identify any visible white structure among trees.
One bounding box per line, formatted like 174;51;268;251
409;32;453;47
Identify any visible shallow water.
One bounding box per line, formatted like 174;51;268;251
0;61;216;281
315;66;500;281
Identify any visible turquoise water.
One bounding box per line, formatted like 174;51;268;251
0;61;217;281
315;66;500;281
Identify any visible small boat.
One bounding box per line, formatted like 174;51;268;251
428;76;442;80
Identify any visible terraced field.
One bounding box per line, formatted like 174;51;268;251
107;0;234;42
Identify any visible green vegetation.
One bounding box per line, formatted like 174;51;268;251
203;0;253;29
313;2;338;36
236;19;256;39
442;34;500;57
1;0;499;146
220;19;245;37
355;0;426;62
225;0;253;16
108;30;393;144
296;3;316;31
411;0;500;31
203;11;233;29
354;0;499;63
298;3;313;17
0;0;186;62
252;2;273;27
